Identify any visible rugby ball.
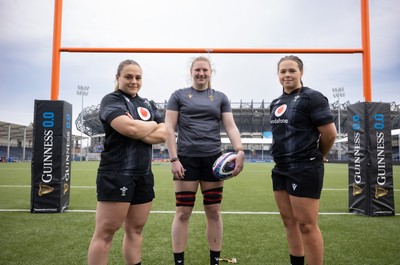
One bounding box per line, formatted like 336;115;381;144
212;152;236;180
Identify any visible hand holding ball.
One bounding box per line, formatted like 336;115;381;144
212;152;236;180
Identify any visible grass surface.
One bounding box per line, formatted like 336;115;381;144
0;162;399;264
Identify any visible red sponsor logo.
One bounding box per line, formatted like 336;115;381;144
274;104;287;117
137;107;151;120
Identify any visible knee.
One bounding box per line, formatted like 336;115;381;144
101;219;122;236
205;207;221;223
202;187;223;206
175;191;196;207
95;223;121;244
124;222;146;236
175;208;192;223
280;214;298;229
298;222;316;235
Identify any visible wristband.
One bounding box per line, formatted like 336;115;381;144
170;157;179;163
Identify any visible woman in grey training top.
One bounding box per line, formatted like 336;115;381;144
165;56;245;265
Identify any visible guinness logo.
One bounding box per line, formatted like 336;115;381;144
375;186;388;199
63;183;69;194
352;184;363;196
38;183;54;196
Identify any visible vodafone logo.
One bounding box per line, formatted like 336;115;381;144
274;104;287;117
137;107;151;120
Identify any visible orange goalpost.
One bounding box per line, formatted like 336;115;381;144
50;0;373;102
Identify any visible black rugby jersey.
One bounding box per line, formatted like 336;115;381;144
270;87;333;164
98;90;164;174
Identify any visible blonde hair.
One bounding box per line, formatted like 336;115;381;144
190;56;213;88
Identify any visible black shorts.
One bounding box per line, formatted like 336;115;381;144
177;154;222;182
96;171;155;204
271;159;324;199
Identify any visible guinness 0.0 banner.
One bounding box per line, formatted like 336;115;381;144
347;103;368;215
347;102;395;216
31;100;72;213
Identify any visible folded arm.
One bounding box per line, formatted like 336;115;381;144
141;123;167;144
110;113;158;140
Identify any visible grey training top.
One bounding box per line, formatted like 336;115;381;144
166;87;232;157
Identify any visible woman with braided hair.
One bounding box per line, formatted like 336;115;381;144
269;55;336;265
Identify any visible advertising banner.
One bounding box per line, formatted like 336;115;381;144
347;103;368;215
31;100;72;213
367;103;395;216
347;102;395;216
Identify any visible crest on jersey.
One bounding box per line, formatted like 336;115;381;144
137;107;151;120
274;104;287;117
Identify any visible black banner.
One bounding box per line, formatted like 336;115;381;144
31;100;72;213
347;103;368;215
347;102;395;216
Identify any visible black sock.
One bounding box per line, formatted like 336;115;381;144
290;254;304;265
174;252;184;265
210;250;221;265
134;263;141;265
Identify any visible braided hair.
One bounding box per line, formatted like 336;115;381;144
277;55;304;86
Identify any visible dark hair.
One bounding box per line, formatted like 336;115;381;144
190;56;212;88
114;59;142;91
277;55;304;86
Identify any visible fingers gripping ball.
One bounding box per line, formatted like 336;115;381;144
212;152;236;180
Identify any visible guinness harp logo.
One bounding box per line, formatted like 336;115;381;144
375;186;388;199
63;183;69;194
38;183;54;196
352;184;363;196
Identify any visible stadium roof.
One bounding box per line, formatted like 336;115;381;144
0;121;86;144
0;121;33;143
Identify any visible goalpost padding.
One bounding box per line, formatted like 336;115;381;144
347;102;395;216
31;100;72;213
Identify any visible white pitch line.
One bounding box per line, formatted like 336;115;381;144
0;208;398;215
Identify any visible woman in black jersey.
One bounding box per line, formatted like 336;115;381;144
269;55;336;265
87;59;166;265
